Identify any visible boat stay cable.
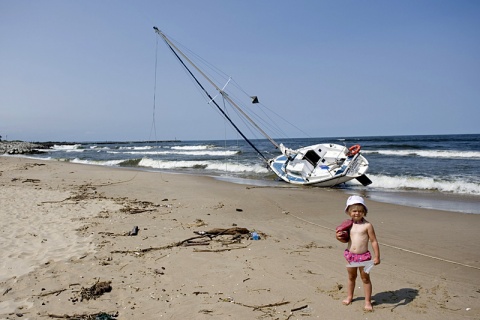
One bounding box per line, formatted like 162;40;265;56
154;27;270;162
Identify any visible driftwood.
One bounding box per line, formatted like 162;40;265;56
120;208;156;215
47;311;118;319
111;227;253;255
291;304;308;312
197;227;250;235
193;244;251;252
111;235;203;255
22;178;41;183
36;288;67;297
222;298;290;310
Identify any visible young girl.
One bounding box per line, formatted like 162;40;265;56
336;195;380;311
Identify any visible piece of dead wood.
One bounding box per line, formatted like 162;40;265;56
197;227;250;236
224;299;290;310
291;304;308;312
198;309;213;314
184;240;210;246
46;311;118;319
111;228;251;255
22;178;40;183
36;289;67;297
111;233;216;255
120;208;156;215
41;199;72;204
194;244;251;252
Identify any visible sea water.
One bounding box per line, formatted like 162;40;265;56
26;134;480;214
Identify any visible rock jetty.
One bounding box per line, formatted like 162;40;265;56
0;141;48;155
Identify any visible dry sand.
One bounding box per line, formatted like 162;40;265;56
1;156;479;319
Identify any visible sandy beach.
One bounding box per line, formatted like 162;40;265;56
1;156;479;319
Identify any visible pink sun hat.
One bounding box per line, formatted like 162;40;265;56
345;195;368;213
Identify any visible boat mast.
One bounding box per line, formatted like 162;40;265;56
153;27;279;152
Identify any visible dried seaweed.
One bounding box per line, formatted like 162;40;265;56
80;281;112;301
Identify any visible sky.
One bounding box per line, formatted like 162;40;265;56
1;0;479;142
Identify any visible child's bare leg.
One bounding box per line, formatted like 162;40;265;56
343;267;357;305
360;268;373;311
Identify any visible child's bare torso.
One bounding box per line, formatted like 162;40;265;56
348;220;370;254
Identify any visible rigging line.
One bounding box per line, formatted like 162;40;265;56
222;96;229;173
157;32;269;162
167;34;230;85
284;211;480;271
229;77;312;139
154;27;278;150
150;35;159;141
151;32;168;183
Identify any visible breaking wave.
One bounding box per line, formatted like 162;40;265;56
365;174;480;195
107;150;239;156
138;158;269;174
363;149;480;159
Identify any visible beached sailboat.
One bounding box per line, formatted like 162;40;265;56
153;27;371;187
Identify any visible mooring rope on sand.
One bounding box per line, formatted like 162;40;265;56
285;211;480;271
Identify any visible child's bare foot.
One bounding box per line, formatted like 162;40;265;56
364;302;373;312
342;298;352;306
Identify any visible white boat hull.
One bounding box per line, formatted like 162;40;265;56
268;143;370;187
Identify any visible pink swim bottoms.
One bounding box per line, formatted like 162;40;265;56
344;249;371;263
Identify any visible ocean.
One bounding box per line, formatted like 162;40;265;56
23;134;480;214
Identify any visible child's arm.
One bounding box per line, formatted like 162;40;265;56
368;224;381;265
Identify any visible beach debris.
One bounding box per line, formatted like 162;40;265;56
198;309;214;314
22;178;41;184
128;226;139;236
112;227;257;256
120;201;158;214
80;280;112;301
251;232;260;240
154;267;165;275
221;298;290;311
291;304;308;312
36;288;67;297
213;202;224;209
46;311;118;319
194;227;250;236
193;245;250;252
189;218;207;228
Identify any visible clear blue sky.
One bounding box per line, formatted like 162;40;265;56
1;1;479;142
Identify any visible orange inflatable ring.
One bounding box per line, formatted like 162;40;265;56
347;144;361;156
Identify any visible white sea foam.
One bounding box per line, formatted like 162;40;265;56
365;174;480;195
107;150;239;156
89;145;110;150
71;158;125;166
119;146;153;150
171;145;215;150
363;149;480;159
51;144;83;152
138;158;269;173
